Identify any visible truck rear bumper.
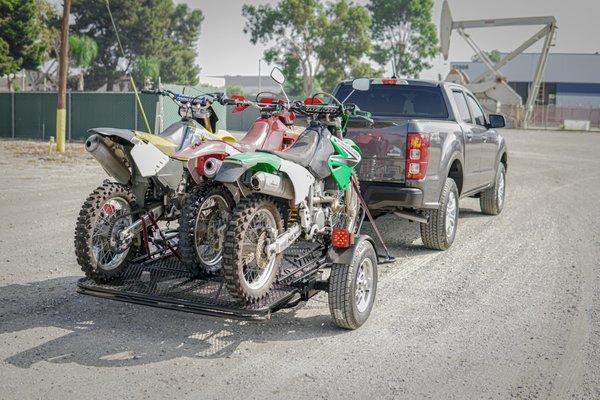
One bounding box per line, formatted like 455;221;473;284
360;181;425;210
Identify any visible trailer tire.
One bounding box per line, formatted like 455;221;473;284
420;177;459;250
480;163;506;215
328;240;378;330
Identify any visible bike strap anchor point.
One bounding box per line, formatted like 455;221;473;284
351;178;394;261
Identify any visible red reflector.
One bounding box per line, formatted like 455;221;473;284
405;132;430;180
331;228;353;248
102;203;115;215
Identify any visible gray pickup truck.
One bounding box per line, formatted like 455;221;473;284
336;79;508;250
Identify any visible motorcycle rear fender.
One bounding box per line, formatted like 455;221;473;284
88;127;135;143
182;141;240;184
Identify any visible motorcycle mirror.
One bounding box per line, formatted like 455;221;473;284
352;78;370;91
270;67;285;85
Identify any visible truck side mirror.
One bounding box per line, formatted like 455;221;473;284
488;114;505;129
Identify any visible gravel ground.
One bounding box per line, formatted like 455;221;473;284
0;129;599;399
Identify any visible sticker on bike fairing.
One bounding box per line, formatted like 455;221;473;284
328;136;361;190
226;152;282;173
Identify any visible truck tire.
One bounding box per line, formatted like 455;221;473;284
420;178;459;250
328;240;378;330
480;163;506;215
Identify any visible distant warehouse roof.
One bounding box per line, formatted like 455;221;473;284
451;53;600;84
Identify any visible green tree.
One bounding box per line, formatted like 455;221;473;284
472;49;502;63
69;34;98;90
0;0;50;90
132;55;160;89
71;0;203;90
368;0;438;78
243;0;376;97
225;84;247;97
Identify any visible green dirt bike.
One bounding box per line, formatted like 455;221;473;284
214;72;373;302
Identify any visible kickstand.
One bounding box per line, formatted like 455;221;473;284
352;178;396;264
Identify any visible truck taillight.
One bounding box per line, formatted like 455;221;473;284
405;132;429;180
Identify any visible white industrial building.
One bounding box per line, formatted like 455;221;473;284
451;53;600;108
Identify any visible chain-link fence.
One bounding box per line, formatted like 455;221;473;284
529;105;600;129
500;104;600;130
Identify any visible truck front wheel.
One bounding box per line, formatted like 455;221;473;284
420;178;459;250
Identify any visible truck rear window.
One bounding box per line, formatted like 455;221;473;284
335;83;449;119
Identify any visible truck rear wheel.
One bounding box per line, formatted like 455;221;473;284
328;240;378;330
480;163;506;215
420;177;459;250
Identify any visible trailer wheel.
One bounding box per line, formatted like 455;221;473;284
420;177;459;250
480;163;506;215
328;240;378;330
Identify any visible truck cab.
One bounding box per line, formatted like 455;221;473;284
336;79;508;250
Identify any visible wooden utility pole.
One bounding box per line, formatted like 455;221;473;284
56;0;71;153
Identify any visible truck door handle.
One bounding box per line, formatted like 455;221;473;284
466;133;473;140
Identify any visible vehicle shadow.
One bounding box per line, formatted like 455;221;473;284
458;207;486;219
0;277;341;369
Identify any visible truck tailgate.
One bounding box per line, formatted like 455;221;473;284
345;120;409;183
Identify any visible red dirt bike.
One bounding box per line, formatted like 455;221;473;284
173;92;299;273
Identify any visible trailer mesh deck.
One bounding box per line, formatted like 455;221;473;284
77;241;326;320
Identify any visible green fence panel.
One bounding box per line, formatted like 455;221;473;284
13;92;58;139
0;93;11;137
71;92;136;140
226;107;260;132
137;93;158;133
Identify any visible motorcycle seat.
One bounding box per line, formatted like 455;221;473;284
257;129;319;168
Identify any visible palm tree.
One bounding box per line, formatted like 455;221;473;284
69;34;98;91
133;56;161;89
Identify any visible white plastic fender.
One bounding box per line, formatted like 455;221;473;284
130;141;170;177
279;159;315;205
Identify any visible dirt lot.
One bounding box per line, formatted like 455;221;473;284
0;130;599;399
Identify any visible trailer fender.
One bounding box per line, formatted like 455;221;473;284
326;235;377;265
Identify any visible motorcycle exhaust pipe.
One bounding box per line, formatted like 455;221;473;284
250;172;294;200
203;157;222;179
86;134;131;185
